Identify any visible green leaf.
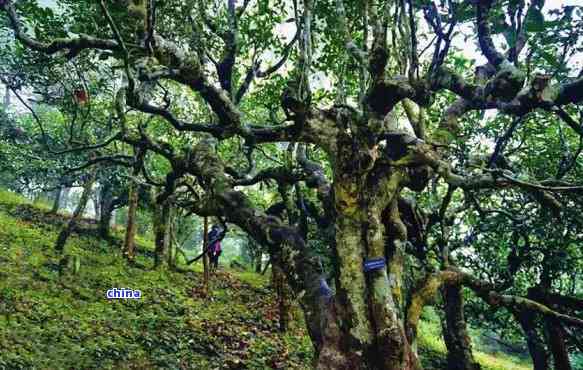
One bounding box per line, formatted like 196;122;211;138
525;7;545;32
539;50;561;69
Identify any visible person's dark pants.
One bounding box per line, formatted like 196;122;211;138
210;251;221;269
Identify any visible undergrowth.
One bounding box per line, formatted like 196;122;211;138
0;189;532;369
0;190;312;369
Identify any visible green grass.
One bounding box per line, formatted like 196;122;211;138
418;309;531;370
0;189;312;369
0;189;532;369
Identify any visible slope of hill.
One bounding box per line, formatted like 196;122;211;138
0;189;531;369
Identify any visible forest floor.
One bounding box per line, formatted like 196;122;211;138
0;189;532;370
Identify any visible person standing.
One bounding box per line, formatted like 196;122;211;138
207;224;226;271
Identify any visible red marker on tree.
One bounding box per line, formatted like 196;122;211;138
74;89;89;105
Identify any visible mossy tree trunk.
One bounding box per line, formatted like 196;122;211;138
55;172;96;253
98;182;115;239
123;179;138;261
441;284;480;370
538;266;571;370
315;133;419;370
152;196;171;268
545;318;572;370
516;309;549;370
123;149;145;261
273;263;292;332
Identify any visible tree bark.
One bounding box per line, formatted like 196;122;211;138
123;149;145;261
123;179;138;260
316;166;416;370
516;309;549;370
98;183;115;239
55;173;95;253
273;263;292;332
153;198;171;268
202;216;210;296
442;284;480;370
545;317;572;370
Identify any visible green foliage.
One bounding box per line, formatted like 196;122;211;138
418;308;531;370
0;189;312;369
524;7;545;33
1;0;582;367
0;190;541;369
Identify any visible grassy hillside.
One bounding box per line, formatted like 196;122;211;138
0;189;531;369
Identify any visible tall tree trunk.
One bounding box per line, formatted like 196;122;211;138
202;216;210;296
516;310;549;370
123;149;145;261
545;318;572;370
442;284;480;370
316;168;416;370
167;216;177;270
153;198;171;268
123;179;138;261
98;183;115;239
55;173;95;253
50;185;63;214
273;264;292;332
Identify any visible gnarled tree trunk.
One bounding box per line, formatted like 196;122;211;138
316;135;418;370
545;318;572;370
442;284;480;370
516;309;549;370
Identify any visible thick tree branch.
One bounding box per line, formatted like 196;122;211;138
216;0;238;96
476;0;505;68
1;0;120;59
233;166;306;186
407;268;583;342
65;155;133;174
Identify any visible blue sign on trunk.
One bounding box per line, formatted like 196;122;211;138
363;257;386;272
